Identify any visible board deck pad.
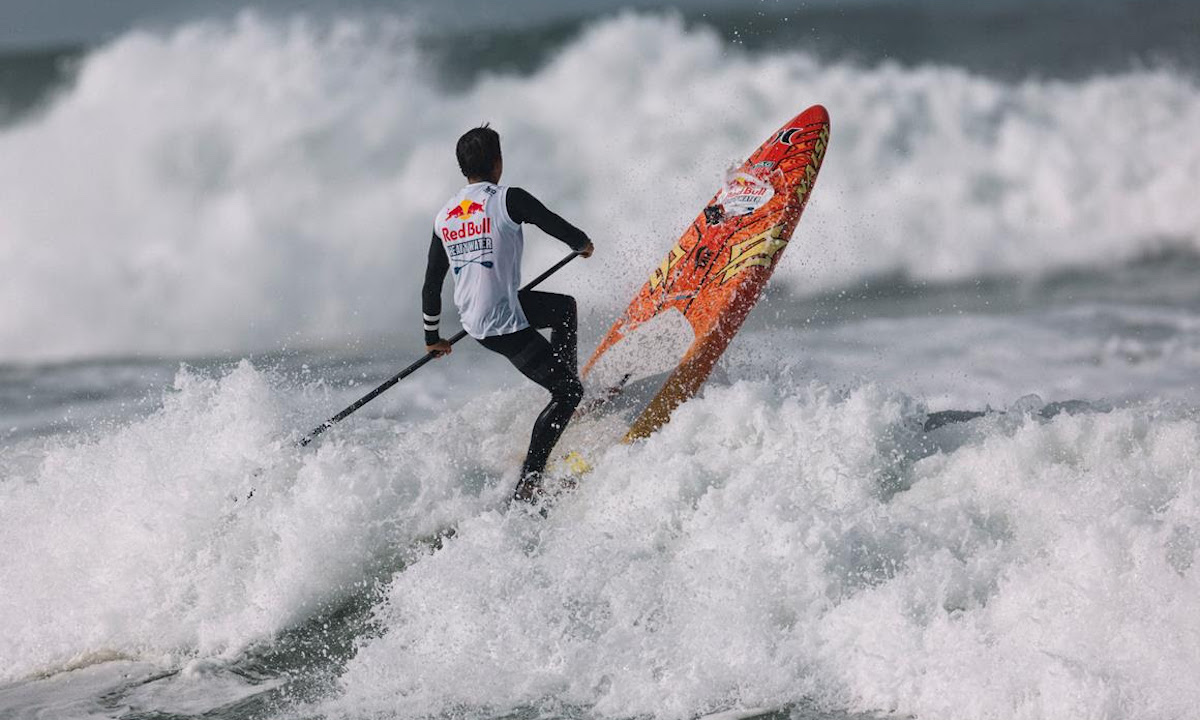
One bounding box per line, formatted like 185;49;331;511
548;105;830;477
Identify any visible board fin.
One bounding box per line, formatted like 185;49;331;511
574;373;633;420
562;451;592;475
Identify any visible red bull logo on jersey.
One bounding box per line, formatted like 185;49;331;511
442;217;491;242
446;199;485;221
441;199;492;243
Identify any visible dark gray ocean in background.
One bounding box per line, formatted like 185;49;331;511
2;1;1199;719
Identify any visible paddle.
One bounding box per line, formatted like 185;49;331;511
297;250;584;447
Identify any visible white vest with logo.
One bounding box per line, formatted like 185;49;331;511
433;182;528;339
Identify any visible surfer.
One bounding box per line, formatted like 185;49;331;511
422;124;595;503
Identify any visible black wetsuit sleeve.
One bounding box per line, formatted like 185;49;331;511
506;187;590;252
422;231;448;345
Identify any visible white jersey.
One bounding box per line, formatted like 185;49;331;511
433;182;528;339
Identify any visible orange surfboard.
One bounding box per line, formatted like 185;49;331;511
581;105;830;442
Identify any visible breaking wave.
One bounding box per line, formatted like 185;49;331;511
1;11;1198;360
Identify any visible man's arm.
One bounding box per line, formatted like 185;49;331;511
421;232;452;356
506;187;593;253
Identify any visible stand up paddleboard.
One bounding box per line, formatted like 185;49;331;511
550;105;830;475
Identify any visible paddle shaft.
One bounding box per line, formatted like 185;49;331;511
297;251;582;447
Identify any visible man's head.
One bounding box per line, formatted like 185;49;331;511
456;124;502;182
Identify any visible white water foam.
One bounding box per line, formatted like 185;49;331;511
324;381;1200;720
0;361;536;683
1;12;1198;361
2;358;1199;719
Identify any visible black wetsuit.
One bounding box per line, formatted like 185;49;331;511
422;187;590;500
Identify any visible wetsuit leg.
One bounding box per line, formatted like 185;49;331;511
517;290;578;370
478;302;584;500
513;349;584;495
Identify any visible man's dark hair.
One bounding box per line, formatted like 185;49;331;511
456;124;501;179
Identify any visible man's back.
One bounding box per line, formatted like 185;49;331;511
433;182;527;339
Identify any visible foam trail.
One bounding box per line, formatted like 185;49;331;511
1;12;1198;361
324;382;1200;720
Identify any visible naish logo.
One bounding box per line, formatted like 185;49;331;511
795;125;830;203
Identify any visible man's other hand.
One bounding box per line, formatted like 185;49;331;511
580;241;595;258
426;339;453;357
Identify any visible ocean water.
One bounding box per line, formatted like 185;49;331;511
2;2;1199;719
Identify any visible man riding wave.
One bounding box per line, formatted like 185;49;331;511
422;124;595;503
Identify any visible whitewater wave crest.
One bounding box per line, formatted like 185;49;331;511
1;12;1198;361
